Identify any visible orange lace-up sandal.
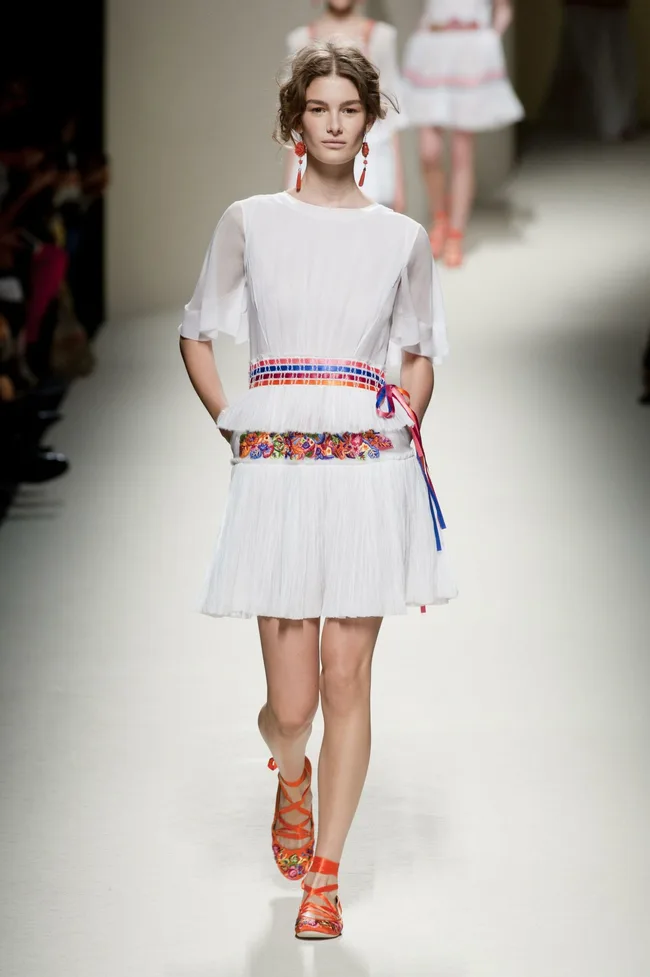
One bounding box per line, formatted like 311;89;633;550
295;856;343;940
443;229;464;268
429;211;449;260
268;756;314;881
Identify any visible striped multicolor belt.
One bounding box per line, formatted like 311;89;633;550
249;358;447;573
249;358;385;392
428;19;481;31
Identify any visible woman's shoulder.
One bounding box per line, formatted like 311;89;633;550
368;20;398;52
286;25;311;53
374;206;425;235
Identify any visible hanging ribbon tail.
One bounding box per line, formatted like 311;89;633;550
376;384;447;558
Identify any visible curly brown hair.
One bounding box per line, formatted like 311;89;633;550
274;40;397;146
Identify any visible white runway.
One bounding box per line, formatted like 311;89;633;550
1;138;650;977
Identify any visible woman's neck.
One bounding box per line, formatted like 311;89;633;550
314;13;369;39
291;160;370;209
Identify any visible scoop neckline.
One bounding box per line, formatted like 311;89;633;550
279;191;381;214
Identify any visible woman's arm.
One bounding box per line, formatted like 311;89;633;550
178;202;246;439
179;338;229;435
492;0;513;35
401;351;434;423
392;134;406;213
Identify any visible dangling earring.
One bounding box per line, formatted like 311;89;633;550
358;136;370;188
294;139;306;192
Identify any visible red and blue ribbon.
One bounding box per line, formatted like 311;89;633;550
376;383;446;555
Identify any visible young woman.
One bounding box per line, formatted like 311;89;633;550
285;0;408;212
179;41;457;940
403;0;524;267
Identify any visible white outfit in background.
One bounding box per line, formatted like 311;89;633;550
286;22;408;207
179;192;456;619
403;0;523;130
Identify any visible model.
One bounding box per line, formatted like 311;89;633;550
285;0;408;211
179;41;457;940
403;0;524;266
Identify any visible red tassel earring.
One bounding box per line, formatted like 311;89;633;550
359;138;370;188
295;139;306;192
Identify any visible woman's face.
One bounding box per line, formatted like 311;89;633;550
325;1;359;16
300;74;368;166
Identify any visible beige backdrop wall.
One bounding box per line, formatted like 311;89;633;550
107;0;516;318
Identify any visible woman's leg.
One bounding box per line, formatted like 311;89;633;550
258;617;321;848
419;126;449;257
298;616;382;917
445;130;475;267
419;125;446;221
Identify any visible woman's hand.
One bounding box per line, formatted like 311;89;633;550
219;428;233;446
400;352;434;425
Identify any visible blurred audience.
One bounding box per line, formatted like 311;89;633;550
0;74;108;515
546;0;638;142
640;332;650;406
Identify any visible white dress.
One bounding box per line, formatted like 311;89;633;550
286;22;408;207
179;192;457;620
403;0;524;130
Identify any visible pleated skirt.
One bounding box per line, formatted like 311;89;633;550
403;28;524;131
199;429;457;620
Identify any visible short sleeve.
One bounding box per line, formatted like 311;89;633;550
178;201;248;344
389;224;448;365
286;26;310;58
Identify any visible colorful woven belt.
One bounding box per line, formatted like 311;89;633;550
428;19;481;31
248;358;447;608
249;358;385;392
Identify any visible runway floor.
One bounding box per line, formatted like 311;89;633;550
1;137;650;977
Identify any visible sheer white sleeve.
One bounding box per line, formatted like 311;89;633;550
389;224;448;364
178;201;248;344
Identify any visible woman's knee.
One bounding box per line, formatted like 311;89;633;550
320;657;372;715
267;696;318;739
450;131;474;167
419;126;444;165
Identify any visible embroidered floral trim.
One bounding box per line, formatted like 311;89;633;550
295;914;343;937
273;843;314;881
240;431;394;461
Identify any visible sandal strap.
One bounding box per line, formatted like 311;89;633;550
270;757;313;844
299;886;341;924
309;856;339;876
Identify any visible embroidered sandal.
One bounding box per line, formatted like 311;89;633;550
269;756;314;881
295;856;343;940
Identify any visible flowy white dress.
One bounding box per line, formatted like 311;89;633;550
403;0;524;130
179;192;457;620
285;21;408;207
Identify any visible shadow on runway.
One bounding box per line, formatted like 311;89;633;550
466;198;537;256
